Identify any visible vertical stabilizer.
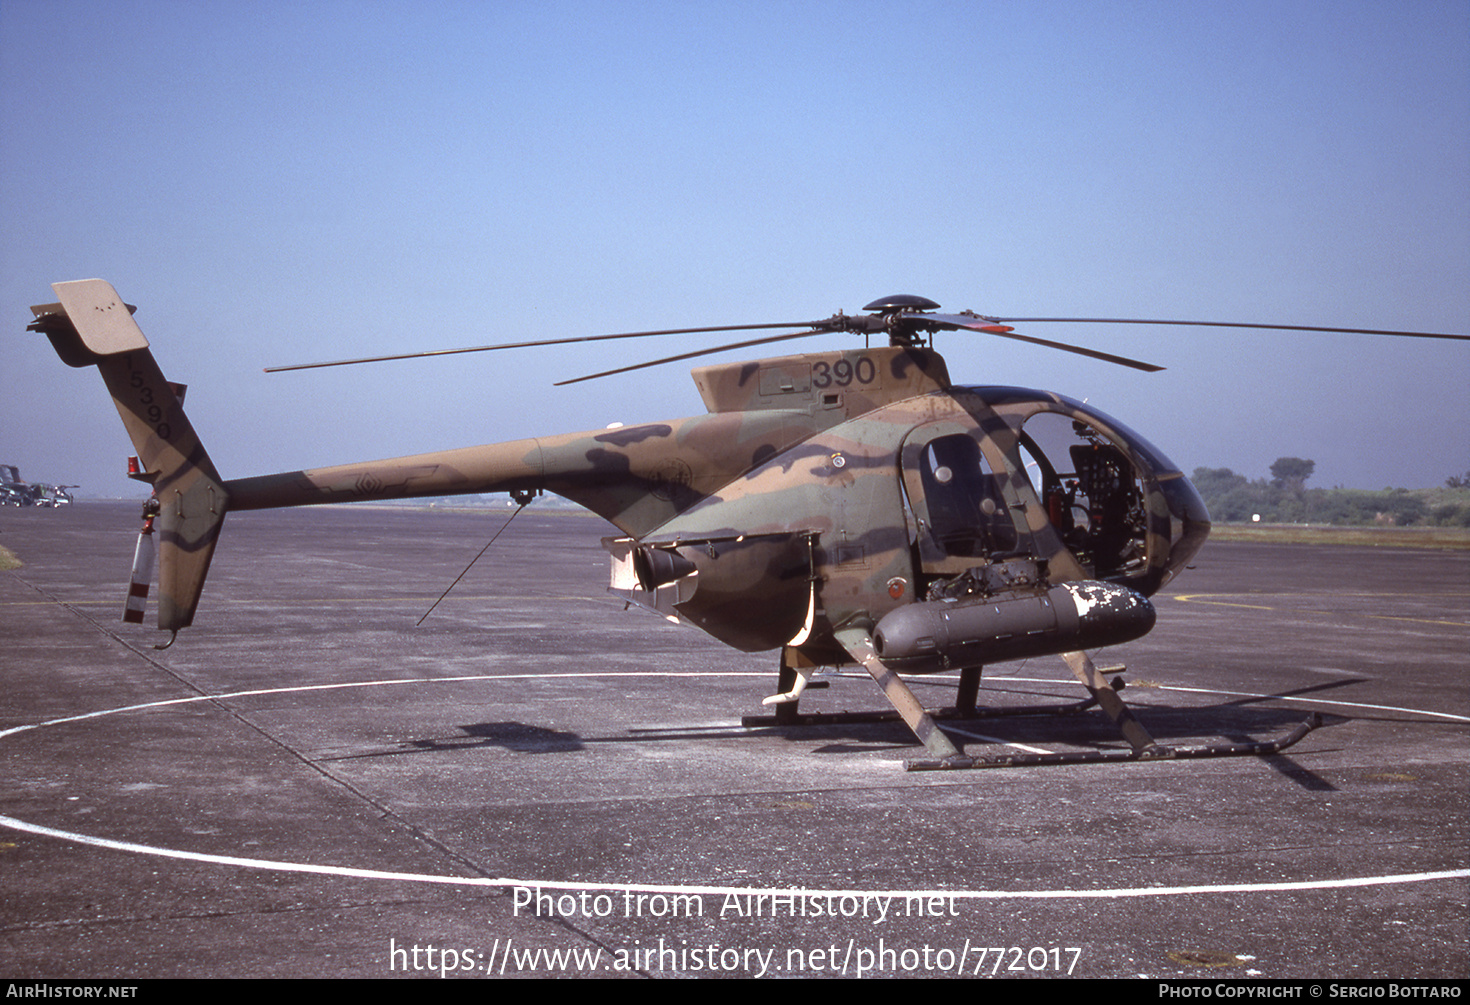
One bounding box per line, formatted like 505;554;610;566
29;280;229;631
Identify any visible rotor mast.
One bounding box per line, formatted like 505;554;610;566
856;294;943;347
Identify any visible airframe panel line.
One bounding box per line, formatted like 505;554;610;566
2;675;1465;901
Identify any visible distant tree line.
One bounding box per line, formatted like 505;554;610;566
1190;459;1470;527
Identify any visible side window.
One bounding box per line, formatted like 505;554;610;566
917;434;1017;558
1019;412;1147;577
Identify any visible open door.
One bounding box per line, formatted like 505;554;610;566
899;419;1027;584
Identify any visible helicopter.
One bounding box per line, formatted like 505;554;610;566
1;463;76;507
25;279;1469;768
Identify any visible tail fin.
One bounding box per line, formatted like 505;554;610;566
29;280;229;632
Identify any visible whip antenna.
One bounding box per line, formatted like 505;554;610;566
417;490;537;626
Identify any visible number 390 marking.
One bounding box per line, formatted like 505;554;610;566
812;355;876;389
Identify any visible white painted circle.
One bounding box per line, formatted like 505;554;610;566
3;672;1465;901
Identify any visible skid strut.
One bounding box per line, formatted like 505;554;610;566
745;646;1102;730
742;687;1098;728
752;645;1324;770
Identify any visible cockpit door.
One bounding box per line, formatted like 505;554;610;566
899;420;1027;579
1015;409;1152;584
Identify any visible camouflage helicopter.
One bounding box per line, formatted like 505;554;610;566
26;280;1469;768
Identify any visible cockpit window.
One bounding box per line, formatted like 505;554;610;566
1018;411;1147;578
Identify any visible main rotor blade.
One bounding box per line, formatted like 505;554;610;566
264;319;830;373
554;328;833;386
976;317;1470;341
911;312;1165;372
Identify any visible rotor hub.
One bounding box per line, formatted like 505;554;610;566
861;295;941;347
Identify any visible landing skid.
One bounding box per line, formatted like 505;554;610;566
753;645;1323;771
745;658;1100;730
741;690;1099;729
905;714;1322;770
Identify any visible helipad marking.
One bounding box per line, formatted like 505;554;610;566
1172;592;1470;628
0;811;1463;899
982;676;1470;723
942;725;1052;753
0;672;773;741
1172;594;1274;611
1141;683;1470;723
2;673;1466;900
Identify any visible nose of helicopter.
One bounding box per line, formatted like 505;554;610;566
1157;472;1212;588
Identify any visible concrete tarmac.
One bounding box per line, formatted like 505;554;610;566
2;502;1466;979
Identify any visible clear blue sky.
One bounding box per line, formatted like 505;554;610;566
3;0;1466;497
